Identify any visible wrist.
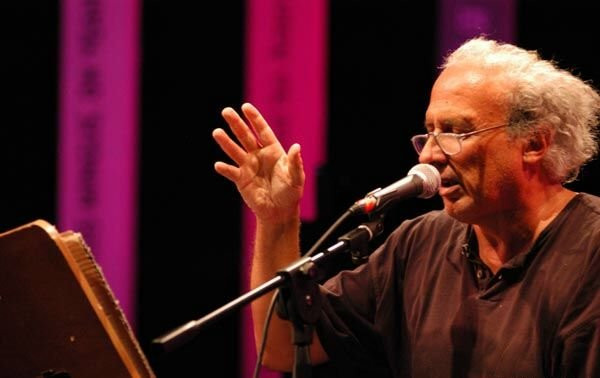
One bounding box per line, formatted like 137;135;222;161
256;211;301;234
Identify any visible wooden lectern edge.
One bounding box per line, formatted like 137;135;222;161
2;219;155;378
0;219;58;237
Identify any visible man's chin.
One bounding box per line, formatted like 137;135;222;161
442;196;474;222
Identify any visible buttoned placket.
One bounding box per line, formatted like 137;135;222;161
461;243;507;292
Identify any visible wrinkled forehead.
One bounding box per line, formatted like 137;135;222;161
435;65;490;90
426;65;511;126
433;64;512;97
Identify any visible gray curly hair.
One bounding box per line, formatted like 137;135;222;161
443;37;600;183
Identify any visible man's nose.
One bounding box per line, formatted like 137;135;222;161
418;137;447;165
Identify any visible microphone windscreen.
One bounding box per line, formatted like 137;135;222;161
408;164;440;199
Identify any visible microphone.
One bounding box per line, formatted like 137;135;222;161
349;163;441;215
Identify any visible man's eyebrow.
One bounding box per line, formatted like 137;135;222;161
424;118;474;132
447;120;475;133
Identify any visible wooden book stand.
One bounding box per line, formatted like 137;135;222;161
0;220;155;377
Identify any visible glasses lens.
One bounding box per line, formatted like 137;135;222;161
436;134;460;155
411;135;428;154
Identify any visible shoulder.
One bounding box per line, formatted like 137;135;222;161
549;193;600;311
557;193;600;247
573;192;600;217
575;193;600;216
370;210;467;268
553;196;600;350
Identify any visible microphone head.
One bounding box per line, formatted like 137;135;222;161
407;164;440;199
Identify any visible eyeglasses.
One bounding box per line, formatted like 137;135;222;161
411;124;508;156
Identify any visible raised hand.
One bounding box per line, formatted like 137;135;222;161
212;103;305;223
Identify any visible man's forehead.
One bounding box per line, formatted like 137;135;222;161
435;65;494;91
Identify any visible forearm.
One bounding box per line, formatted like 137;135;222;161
250;214;300;370
250;213;328;371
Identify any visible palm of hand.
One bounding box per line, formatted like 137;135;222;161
213;104;305;222
238;143;302;221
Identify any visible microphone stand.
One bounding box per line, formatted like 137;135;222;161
152;217;384;377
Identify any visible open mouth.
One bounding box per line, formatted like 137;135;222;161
441;177;459;188
439;177;461;197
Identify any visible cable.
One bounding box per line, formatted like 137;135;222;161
252;289;279;378
252;209;355;376
304;209;353;257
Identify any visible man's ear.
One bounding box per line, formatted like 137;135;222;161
523;128;552;164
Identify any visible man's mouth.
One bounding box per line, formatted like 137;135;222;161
441;177;459;188
439;177;461;196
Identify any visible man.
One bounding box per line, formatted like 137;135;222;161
212;37;600;377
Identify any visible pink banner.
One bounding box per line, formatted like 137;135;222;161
243;0;328;376
58;0;140;328
438;0;515;59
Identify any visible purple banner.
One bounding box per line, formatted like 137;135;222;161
242;0;328;376
438;0;515;59
58;0;140;328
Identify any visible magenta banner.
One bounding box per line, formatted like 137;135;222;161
438;0;515;59
58;0;140;328
242;0;328;375
246;0;328;222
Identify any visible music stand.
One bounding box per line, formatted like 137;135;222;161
0;220;155;378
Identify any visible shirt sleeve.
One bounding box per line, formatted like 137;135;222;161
557;319;600;377
312;211;447;377
553;246;600;377
313;226;408;378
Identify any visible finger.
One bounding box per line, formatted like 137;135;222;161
214;161;241;183
212;128;247;166
241;103;280;147
287;143;305;188
222;107;260;152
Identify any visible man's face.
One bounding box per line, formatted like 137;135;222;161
419;64;525;224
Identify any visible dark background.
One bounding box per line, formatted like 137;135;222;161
2;1;600;376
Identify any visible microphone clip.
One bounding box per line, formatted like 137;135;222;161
337;216;384;265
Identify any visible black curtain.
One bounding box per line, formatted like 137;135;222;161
3;2;600;377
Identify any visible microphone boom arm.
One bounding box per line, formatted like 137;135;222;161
151;218;385;356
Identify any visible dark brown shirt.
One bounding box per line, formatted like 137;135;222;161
316;193;600;378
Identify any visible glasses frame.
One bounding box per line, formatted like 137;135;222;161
411;123;508;156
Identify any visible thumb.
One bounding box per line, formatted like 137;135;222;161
288;143;305;188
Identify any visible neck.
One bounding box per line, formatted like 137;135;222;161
473;184;576;273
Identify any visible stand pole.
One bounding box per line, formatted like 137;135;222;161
152;217;385;376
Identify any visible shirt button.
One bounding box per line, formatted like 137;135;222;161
498;274;503;280
476;270;483;279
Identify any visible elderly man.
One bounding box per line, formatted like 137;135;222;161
212;37;600;377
